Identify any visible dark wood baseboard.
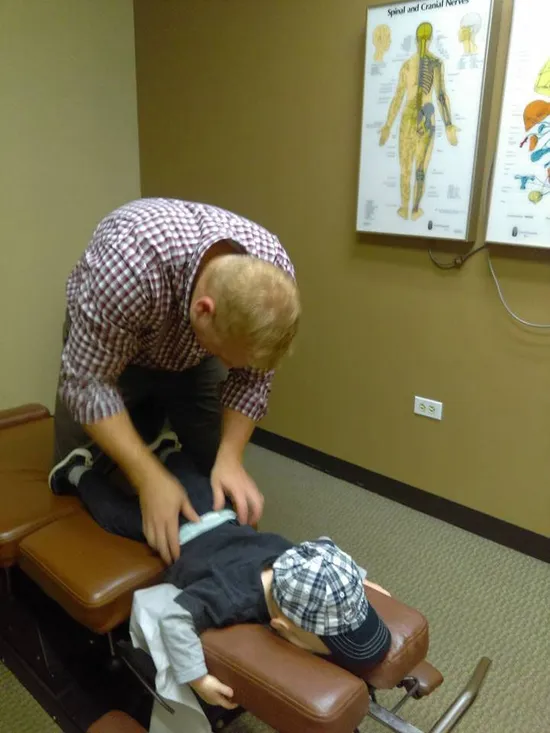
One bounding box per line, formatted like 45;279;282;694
251;429;549;565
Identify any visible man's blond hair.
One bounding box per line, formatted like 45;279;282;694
206;254;300;371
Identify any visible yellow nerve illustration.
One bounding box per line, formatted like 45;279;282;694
373;24;392;63
379;22;458;221
535;59;550;97
458;13;482;55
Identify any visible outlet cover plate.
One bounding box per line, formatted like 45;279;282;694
414;396;443;420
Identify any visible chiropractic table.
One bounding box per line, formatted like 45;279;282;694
0;404;491;733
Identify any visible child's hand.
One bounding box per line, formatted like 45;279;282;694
364;580;391;597
190;674;238;710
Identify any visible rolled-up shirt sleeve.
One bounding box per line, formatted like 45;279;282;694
221;367;274;422
60;240;150;425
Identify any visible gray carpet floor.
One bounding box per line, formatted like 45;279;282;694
2;444;548;732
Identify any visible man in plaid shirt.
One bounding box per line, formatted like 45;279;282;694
49;198;300;565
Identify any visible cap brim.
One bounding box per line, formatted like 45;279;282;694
321;603;391;674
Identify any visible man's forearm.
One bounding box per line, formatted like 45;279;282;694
84;410;166;493
217;408;256;462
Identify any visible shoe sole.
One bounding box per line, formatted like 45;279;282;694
49;433;181;491
148;430;182;454
48;447;94;490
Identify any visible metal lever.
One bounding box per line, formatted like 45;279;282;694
368;656;492;733
428;657;492;733
119;650;175;715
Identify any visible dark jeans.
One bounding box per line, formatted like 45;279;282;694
53;357;227;478
77;451;231;543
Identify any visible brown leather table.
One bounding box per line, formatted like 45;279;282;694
2;404;442;733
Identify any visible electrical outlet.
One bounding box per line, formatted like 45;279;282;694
414;396;443;421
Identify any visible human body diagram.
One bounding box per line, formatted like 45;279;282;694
379;22;459;221
373;24;392;63
517;98;550;205
458;13;483;70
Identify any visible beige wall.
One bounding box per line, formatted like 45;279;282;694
0;0;140;411
134;0;550;537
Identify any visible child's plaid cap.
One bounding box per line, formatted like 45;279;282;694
272;537;391;672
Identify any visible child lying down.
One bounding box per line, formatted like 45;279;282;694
53;434;392;719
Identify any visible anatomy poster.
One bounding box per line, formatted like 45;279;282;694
356;0;494;240
486;0;550;248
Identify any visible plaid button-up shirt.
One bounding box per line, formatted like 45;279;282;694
60;198;296;425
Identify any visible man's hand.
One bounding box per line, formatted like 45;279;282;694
84;411;199;564
139;469;200;565
379;125;390;146
190;674;238;710
211;454;264;526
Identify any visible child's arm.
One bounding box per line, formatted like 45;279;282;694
131;583;237;709
356;565;391;598
159;589;237;710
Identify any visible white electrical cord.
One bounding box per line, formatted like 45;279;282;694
488;250;550;329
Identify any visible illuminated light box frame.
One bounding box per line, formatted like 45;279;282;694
486;0;550;249
356;0;494;242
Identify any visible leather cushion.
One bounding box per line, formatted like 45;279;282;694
402;661;444;697
0;412;80;568
0;403;51;430
203;624;370;733
18;511;164;633
87;710;146;733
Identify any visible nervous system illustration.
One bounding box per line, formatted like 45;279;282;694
378;22;459;221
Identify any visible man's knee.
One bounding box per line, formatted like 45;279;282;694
193;357;227;407
188;432;221;476
130;400;166;445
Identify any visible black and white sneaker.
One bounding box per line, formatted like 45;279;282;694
148;430;182;463
48;447;94;496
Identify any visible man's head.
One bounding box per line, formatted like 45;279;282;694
190;252;300;371
267;538;391;673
